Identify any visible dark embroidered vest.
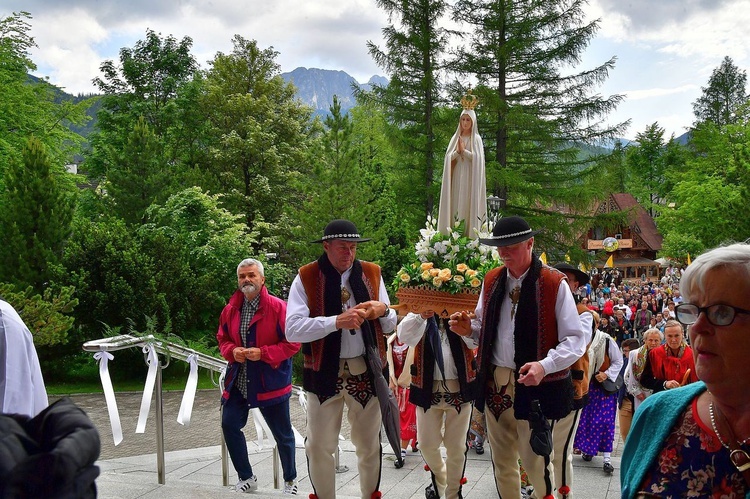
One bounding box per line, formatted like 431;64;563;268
298;256;386;396
476;255;575;420
409;317;479;410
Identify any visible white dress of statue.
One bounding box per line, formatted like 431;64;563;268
437;104;487;237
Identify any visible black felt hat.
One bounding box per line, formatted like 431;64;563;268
553;262;590;286
312;219;371;243
479;216;540;247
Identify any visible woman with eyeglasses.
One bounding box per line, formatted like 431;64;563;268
621;243;750;498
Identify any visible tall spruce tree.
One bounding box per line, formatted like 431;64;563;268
692;56;748;127
452;0;627;251
363;0;454;223
0;136;76;291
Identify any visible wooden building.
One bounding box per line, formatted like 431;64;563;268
584;193;663;281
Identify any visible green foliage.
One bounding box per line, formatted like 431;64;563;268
104;116;172;224
692;56;748;127
658;103;750;250
0;136;77;291
59;215;163;336
200;36;315;256
363;0;453;219
87;29;198;185
659;233;705;266
139;187;258;335
451;0;628;253
0;12;88;174
0;283;77;347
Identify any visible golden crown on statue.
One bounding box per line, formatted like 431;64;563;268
460;91;479;110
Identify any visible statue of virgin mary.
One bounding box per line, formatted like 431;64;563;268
437;97;487;237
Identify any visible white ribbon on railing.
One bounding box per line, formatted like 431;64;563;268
135;344;159;433
251;408;277;449
176;353;199;426
93;350;123;445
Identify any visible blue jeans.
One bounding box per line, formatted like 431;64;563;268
222;387;297;482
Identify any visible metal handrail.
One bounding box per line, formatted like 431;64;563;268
83;333;288;488
83;334;237;485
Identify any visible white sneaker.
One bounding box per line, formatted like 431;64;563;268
283;480;298;495
235;475;257;493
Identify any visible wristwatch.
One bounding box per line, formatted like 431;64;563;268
380;303;390;318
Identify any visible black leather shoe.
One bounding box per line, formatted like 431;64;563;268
425;483;439;499
582;453;593;462
474;442;484;455
394;459;404;469
603;462;615;474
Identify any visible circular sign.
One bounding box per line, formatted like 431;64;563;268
603;237;619;252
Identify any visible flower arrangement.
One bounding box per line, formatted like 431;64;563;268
394;217;500;295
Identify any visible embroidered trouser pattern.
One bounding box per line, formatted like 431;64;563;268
417;380;472;499
484;366;556;499
305;370;381;499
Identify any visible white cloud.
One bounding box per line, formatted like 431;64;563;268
6;0;750;139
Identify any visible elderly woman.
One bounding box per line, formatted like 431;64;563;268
621;243;750;497
623;328;663;412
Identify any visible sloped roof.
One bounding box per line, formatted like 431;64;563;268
609;193;663;251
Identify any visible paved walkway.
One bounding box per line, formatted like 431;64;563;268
64;390;623;498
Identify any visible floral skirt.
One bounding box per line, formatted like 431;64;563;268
573;382;617;455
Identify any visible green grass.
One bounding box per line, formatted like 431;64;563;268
46;368;221;395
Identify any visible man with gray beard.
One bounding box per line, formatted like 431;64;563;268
217;258;301;494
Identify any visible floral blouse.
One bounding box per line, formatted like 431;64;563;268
637;397;748;497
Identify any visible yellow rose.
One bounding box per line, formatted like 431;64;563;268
470;277;481;288
429;268;440;277
432;277;444;287
421;270;431;281
456;263;468;273
453;275;465;284
465;269;477;278
420;262;434;270
400;273;411;283
438;268;452;279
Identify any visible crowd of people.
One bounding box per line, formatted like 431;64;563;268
212;214;748;499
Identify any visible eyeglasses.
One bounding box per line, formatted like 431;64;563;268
675;303;750;326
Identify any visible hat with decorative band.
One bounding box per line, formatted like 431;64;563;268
312;219;371;243
553;262;590;286
478;216;540;247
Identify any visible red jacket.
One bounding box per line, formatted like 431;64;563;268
217;286;300;407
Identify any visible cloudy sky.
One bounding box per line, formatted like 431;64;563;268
5;0;750;139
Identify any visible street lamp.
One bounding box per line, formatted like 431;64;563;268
486;195;504;224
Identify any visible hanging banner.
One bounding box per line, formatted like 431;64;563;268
94;350;123;445
136;344;159;434
177;354;199;426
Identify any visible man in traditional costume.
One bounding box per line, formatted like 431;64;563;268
286;219;398;499
449;216;586;499
398;311;479;499
550;263;595;498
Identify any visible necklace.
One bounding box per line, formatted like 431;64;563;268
709;400;750;473
709;401;732;450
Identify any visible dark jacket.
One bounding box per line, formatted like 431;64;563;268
217;286;300;407
0;397;100;498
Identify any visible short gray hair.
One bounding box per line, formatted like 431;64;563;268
681;243;750;302
237;258;264;277
643;328;663;342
